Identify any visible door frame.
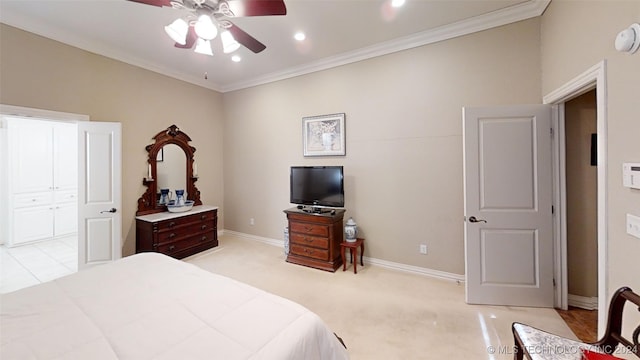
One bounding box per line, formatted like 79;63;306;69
543;60;608;335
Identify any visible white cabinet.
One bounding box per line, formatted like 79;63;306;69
53;124;78;191
11;121;54;193
54;201;78;237
13;205;55;243
5;117;78;246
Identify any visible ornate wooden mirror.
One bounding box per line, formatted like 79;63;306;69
136;125;202;215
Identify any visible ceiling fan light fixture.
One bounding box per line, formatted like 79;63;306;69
221;30;241;53
194;14;218;40
194;38;213;56
391;0;406;8
164;18;189;45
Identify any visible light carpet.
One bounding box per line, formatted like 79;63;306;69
186;234;576;359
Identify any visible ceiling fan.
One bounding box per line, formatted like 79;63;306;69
127;0;287;56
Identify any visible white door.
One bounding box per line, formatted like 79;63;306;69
13;206;54;244
77;121;122;269
9;119;53;193
53;122;78;191
463;105;554;307
54;202;77;237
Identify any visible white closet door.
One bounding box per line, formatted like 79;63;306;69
9;119;54;193
53;122;78;190
54;202;77;237
13;206;54;244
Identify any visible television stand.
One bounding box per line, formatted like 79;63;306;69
284;207;345;272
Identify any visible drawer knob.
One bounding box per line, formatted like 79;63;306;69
169;222;176;227
305;237;313;243
169;233;176;238
201;236;207;242
201;215;207;220
305;226;313;232
201;224;207;230
168;245;176;251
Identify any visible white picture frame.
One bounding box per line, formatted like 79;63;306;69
302;113;346;157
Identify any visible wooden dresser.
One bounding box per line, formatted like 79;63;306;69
284;208;345;272
136;205;218;259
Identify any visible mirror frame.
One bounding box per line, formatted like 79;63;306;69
136;124;202;215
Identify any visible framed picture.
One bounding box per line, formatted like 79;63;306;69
303;113;346;156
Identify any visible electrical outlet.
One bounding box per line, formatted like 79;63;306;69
419;244;427;254
627;214;640;239
250;218;255;226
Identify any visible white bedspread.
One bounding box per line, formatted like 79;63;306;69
1;253;350;360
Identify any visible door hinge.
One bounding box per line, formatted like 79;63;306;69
552;205;555;214
550;127;554;137
553;278;556;287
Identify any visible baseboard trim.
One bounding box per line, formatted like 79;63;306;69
224;230;285;248
364;257;465;283
568;294;598;310
223;230;465;283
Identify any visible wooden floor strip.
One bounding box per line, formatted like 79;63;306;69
556;306;598;343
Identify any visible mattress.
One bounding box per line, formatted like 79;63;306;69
0;252;350;360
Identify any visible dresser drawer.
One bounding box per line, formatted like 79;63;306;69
289;221;329;237
156;231;216;255
54;190;77;203
290;244;329;261
13;192;53;208
136;207;218;259
156;219;215;243
290;233;329;249
156;211;216;232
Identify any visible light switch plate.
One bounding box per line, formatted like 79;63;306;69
626;214;640;239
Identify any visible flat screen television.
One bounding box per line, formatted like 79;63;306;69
290;166;344;210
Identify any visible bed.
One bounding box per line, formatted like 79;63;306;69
0;252;350;360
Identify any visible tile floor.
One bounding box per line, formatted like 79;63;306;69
0;236;77;294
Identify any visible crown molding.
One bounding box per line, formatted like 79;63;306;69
1;0;549;93
0;12;224;92
222;0;550;92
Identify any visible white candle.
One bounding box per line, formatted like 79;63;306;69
193;162;198;177
148;164;152;179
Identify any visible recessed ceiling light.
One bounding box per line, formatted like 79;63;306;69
391;0;405;8
231;55;241;62
294;32;306;41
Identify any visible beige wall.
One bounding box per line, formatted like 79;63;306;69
222;19;542;275
3;0;635;292
541;0;640;326
0;24;225;256
565;90;598;298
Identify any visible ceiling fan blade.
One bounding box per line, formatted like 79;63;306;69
126;0;173;7
226;0;287;17
174;25;198;49
228;24;267;53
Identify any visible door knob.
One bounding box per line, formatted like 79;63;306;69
100;208;117;214
468;216;487;223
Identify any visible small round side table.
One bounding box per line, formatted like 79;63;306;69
340;238;365;274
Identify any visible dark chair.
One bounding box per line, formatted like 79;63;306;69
512;287;640;359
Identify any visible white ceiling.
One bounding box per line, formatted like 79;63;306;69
0;0;549;92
